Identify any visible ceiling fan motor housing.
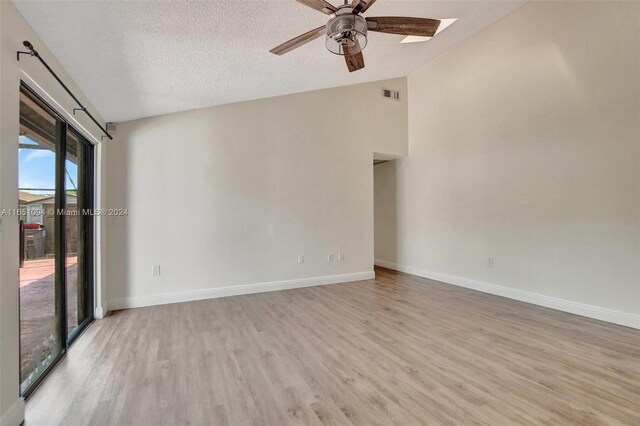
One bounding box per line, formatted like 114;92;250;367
325;13;368;55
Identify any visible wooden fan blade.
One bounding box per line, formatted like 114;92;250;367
270;26;326;55
351;0;376;14
344;44;365;73
296;0;338;15
366;17;441;37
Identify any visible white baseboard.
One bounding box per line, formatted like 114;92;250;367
0;398;24;426
375;259;640;330
108;271;375;310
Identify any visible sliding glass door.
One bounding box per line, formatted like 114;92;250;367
18;83;94;397
18;87;64;396
64;127;93;339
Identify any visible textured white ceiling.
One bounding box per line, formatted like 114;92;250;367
14;0;525;122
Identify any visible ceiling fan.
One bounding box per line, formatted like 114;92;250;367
270;0;441;72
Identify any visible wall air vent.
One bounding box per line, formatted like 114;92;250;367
382;89;400;100
106;122;117;135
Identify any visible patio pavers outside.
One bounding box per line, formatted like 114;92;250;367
19;257;78;390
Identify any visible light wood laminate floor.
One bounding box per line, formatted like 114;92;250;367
26;267;640;425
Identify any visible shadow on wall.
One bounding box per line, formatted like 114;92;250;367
374;160;398;265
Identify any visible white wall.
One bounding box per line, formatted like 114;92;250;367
103;78;407;308
0;2;106;424
375;1;640;327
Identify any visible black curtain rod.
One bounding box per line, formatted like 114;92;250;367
17;40;113;141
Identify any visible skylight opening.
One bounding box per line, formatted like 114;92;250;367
400;18;458;44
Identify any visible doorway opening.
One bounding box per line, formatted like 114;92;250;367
373;156;398;268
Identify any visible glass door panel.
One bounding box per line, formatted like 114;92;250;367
18;89;64;394
65;130;89;337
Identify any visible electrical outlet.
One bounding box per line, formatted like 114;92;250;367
487;257;494;268
297;255;304;264
338;252;344;261
327;253;333;262
152;265;161;276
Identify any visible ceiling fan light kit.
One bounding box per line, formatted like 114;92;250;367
270;0;443;73
325;12;368;55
